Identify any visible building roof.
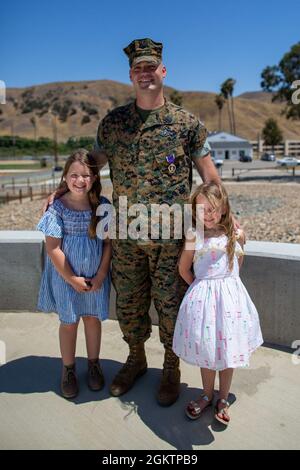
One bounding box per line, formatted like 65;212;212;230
208;132;250;144
208;132;252;149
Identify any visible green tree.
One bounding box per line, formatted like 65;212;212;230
220;78;236;134
262;118;283;152
215;94;225;131
261;42;300;119
169;89;183;106
81;115;91;125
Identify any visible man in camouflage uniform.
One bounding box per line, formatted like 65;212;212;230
93;38;220;406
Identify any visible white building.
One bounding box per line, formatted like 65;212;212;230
208;132;253;160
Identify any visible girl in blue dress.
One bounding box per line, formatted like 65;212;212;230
37;149;112;399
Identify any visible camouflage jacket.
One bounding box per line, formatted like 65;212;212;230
97;100;207;205
96;100;208;241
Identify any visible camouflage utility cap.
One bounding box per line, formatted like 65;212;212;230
124;38;163;67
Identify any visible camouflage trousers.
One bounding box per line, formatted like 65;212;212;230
112;239;187;349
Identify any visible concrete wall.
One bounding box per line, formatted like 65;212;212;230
0;232;299;348
0;231;44;311
240;241;300;348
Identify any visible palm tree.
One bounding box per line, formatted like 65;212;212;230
221;78;236;134
215;94;225;131
48;108;58;166
30;116;37;140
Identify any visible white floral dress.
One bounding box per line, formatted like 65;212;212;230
172;233;263;370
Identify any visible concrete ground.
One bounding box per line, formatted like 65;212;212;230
0;312;299;450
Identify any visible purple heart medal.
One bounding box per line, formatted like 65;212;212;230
166;153;176;174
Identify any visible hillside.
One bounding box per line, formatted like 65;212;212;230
1;79;300;142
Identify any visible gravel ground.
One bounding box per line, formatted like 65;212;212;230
0;182;299;243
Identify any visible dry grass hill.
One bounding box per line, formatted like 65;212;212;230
1;80;300;142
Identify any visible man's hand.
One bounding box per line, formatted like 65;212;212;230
42;187;67;214
42;191;56;214
232;216;247;243
232;215;240;231
90;149;108;170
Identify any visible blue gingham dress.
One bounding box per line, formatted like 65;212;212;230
37;196;111;324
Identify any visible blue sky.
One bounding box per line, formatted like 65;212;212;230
1;0;299;95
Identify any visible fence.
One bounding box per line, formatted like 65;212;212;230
0;177;56;205
251;140;300;158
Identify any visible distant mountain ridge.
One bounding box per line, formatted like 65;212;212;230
1;79;300;142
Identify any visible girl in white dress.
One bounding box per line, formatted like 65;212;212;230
172;182;263;425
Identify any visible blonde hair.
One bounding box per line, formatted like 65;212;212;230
190;182;236;271
57;149;101;239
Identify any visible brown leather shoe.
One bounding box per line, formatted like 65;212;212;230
61;363;78;399
87;359;105;391
110;343;147;397
157;349;180;406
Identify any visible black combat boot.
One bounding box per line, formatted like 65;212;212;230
110;343;147;397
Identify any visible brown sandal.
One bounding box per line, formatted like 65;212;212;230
214;398;230;425
185;394;213;420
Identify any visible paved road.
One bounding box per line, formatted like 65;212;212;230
1;161;299;190
0;168;111;189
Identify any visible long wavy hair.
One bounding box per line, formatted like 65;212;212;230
190;182;236;271
57;149;101;239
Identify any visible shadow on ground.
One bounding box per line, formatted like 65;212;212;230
0;355;236;450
